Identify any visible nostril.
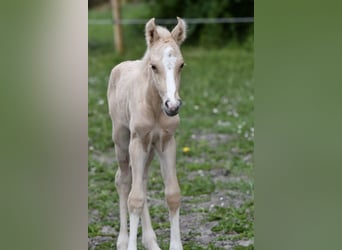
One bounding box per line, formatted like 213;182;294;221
165;100;170;108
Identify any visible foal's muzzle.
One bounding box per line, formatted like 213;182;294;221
163;99;182;117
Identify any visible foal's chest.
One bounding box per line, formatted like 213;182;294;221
133;116;179;152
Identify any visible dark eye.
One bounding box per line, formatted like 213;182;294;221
151;64;157;71
180;63;185;69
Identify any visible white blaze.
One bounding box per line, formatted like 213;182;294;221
162;46;178;106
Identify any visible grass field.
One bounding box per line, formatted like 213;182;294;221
89;4;254;250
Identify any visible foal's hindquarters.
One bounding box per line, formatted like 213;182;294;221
108;17;186;250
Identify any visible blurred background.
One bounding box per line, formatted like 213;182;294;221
89;0;253;51
88;1;254;249
2;1;342;250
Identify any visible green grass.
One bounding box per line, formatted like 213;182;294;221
89;3;253;250
209;201;254;237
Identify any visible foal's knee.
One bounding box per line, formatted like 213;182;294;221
128;191;145;214
166;188;181;214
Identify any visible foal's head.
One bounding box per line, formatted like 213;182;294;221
144;17;186;117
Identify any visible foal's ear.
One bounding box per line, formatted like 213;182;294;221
145;18;159;47
171;17;187;45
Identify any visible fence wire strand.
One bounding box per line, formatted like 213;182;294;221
88;17;254;25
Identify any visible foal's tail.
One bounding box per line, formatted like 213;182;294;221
107;67;119;99
107;66;120;117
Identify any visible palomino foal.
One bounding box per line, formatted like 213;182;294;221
107;17;186;250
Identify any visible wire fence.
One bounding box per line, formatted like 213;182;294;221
88;17;254;25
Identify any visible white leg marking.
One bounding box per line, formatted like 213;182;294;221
115;163;131;250
169;208;183;250
142;201;161;250
127;213;140;250
117;194;129;250
156;137;183;250
117;232;128;250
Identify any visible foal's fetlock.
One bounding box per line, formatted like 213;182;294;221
142;239;161;250
142;230;160;250
170;241;183;250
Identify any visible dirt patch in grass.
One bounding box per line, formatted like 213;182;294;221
191;132;236;148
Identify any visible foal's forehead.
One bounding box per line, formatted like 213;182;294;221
163;46;177;59
152;41;182;60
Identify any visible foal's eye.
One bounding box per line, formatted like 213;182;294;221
151;64;157;71
180;63;185;69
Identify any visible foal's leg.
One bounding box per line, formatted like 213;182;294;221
127;137;149;250
113;126;131;250
141;151;161;250
156;137;183;250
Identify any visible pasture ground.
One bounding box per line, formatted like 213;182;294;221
88;4;254;250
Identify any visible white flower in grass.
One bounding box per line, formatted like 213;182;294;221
221;97;229;104
249;127;254;138
212;108;218;114
209;204;215;211
89;76;98;85
98;99;104;105
217;120;231;127
90;167;96;175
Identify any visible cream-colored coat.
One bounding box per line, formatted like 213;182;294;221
107;17;186;250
